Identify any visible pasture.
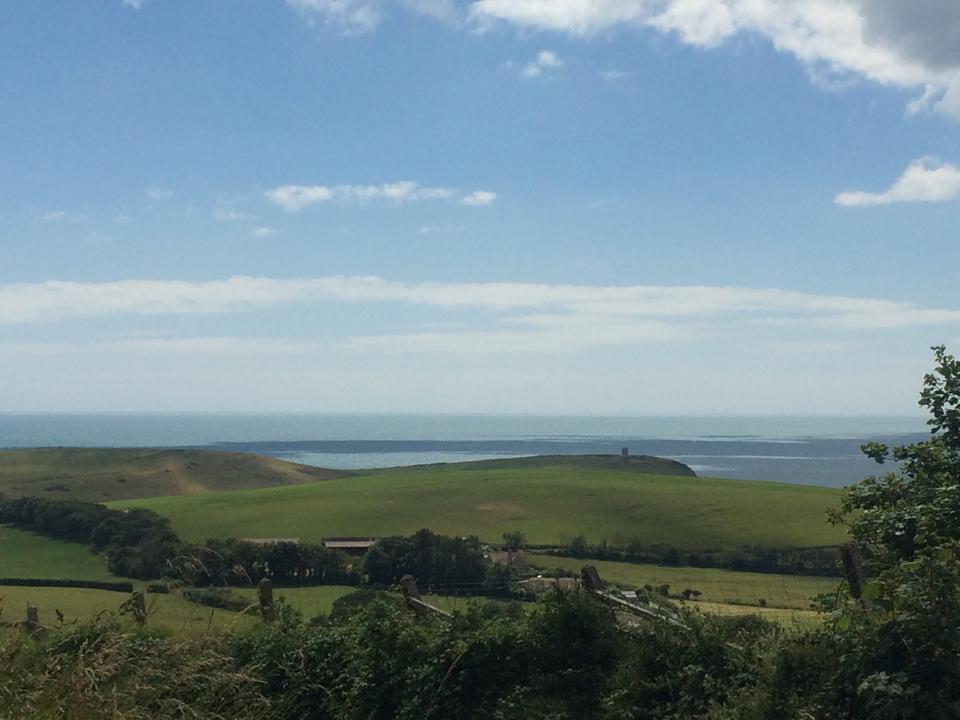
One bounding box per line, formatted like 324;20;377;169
0;525;114;581
0;586;249;634
113;458;846;548
528;554;838;610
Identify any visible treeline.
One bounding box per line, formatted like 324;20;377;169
0;578;133;593
543;535;841;576
178;538;358;587
0;497;357;585
0;497;493;591
0;497;179;580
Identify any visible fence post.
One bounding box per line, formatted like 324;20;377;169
399;574;421;600
257;578;275;623
24;605;44;639
840;543;866;600
581;565;604;592
399;575;451;618
131;591;147;626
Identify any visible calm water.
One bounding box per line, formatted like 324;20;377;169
0;414;930;488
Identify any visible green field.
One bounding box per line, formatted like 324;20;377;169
528;554;838;610
0;447;347;502
235;585;356;617
0;586;248;633
113;458;845;548
0;525;114;581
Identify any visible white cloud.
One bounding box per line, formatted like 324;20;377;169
287;0;457;32
599;69;630;82
251;226;278;238
146;187;172;201
121;0;144;8
2;276;958;334
461;190;497;206
471;0;652;35
522;49;564;78
265;185;334;210
286;0;383;33
419;225;465;234
214;206;256;222
281;0;960;118
647;0;736;48
835;157;960;206
470;0;960;119
38;210;87;224
266;182;495;210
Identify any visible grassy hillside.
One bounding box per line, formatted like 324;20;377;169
114;457;846;549
366;454;697;477
0;525;114;581
0;448;348;502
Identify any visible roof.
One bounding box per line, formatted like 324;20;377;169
323;538;379;549
242;537;301;545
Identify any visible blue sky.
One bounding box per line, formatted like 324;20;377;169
1;0;959;414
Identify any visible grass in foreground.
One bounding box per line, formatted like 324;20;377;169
0;585;249;634
529;554;839;610
112;458;846;548
0;524;114;581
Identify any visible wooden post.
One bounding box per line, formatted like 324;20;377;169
257;578;275;623
399;575;451;618
840;543;866;600
399;574;421;600
131;591;147;626
581;565;604;592
24;605;44;639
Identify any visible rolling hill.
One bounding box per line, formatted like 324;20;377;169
112;456;846;549
0;448;349;502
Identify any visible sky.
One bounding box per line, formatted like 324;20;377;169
1;0;959;415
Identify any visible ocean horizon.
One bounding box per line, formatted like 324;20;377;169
0;413;930;488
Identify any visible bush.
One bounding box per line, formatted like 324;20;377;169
181;587;254;613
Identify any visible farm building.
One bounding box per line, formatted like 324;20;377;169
323;537;379;555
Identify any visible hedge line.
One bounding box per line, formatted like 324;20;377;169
0;578;134;593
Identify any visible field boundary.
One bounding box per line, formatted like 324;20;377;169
0;578;134;593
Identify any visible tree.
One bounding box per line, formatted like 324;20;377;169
823;346;960;719
502;530;526;552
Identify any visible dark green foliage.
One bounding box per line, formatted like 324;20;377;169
0;590;787;720
502;530;526;551
328;588;395;620
182;586;254;613
541;540;841;576
176;538;358;588
0;496;358;587
809;345;960;719
0;577;133;592
362;528;486;590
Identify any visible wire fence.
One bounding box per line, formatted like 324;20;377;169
1;571;837;637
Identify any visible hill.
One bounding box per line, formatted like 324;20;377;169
0;448;349;502
113;456;846;549
369;453;698;476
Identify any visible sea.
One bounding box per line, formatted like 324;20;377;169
0;414;932;488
